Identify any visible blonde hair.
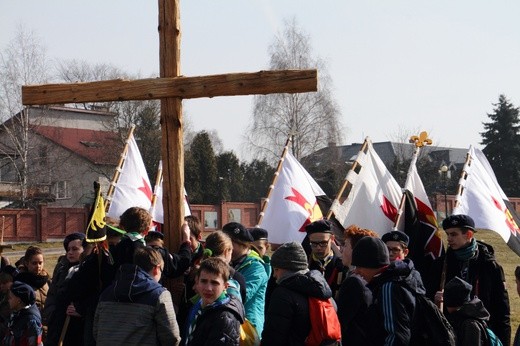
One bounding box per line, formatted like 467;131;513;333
204;231;232;259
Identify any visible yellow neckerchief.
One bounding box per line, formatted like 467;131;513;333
312;251;334;269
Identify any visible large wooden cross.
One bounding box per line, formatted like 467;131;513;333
21;0;317;251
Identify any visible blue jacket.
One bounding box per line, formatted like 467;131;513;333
366;259;426;346
94;264;181;346
233;250;268;336
3;303;43;346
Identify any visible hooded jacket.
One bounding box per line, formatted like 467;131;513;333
261;269;332;346
3;303;43;346
94;264;181;346
446;297;490;346
233;250;268;336
445;240;510;346
185;295;244;346
366;259;426;346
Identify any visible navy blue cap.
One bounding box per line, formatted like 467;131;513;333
248;228;268;241
305;219;333;235
382;231;409;246
222;222;253;243
442;214;475;231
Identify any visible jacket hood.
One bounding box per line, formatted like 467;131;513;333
111;264;163;303
198;294;245;324
455;297;490;321
279;269;332;299
374;259;426;295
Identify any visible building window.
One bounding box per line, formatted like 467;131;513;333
53;181;70;199
39;146;48;166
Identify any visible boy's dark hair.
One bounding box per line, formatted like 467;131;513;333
24;246;43;264
133;247;163;273
185;215;202;238
0;271;13;283
515;266;520;280
198;257;230;282
119;207;152;234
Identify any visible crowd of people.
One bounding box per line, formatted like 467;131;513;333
0;207;517;346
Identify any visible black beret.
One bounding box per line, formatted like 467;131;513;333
305;219;333;235
442;214;475;231
248;228;268;241
63;232;86;251
11;281;36;306
382;231;409;246
222;222;253;243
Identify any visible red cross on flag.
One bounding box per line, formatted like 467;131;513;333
258;151;326;245
453;146;520;256
107;134;153;221
330;139;402;236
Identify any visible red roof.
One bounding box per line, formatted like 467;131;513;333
32;126;122;166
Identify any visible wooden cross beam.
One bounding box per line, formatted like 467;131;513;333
21;0;318;253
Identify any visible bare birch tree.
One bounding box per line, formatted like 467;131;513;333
245;19;343;161
0;27;51;206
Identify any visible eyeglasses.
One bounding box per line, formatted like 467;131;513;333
310;239;331;248
387;247;404;253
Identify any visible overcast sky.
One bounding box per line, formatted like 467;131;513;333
2;1;520;160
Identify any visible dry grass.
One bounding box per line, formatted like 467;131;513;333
472;229;519;338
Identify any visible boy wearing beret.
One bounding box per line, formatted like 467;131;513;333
382;231;409;262
435;214;510;346
305;219;344;298
4;281;43;346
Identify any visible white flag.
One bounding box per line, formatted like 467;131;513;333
107;135;152;220
453;146;520;256
151;161;191;224
331;140;402;236
258;152;326;244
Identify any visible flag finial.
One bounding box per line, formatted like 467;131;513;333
409;131;432;148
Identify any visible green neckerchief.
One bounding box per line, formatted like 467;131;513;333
453;238;477;261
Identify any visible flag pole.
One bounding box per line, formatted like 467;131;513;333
150;160;163;213
326;137;370;219
105;125;136;210
438;149;472;309
256;135;292;226
392;131;432;229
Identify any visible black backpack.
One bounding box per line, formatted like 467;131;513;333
408;291;457;346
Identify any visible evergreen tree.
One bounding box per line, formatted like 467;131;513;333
216;151;244;202
241;159;276;202
481;94;520;196
184;131;218;204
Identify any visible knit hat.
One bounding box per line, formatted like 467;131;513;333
444;276;472;307
222;222;254;243
248;228;268;241
10;281;36;306
271;242;308;271
382;231;409;247
63;232;86;251
442;214;475;231
305;219;333;235
351;237;390;269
